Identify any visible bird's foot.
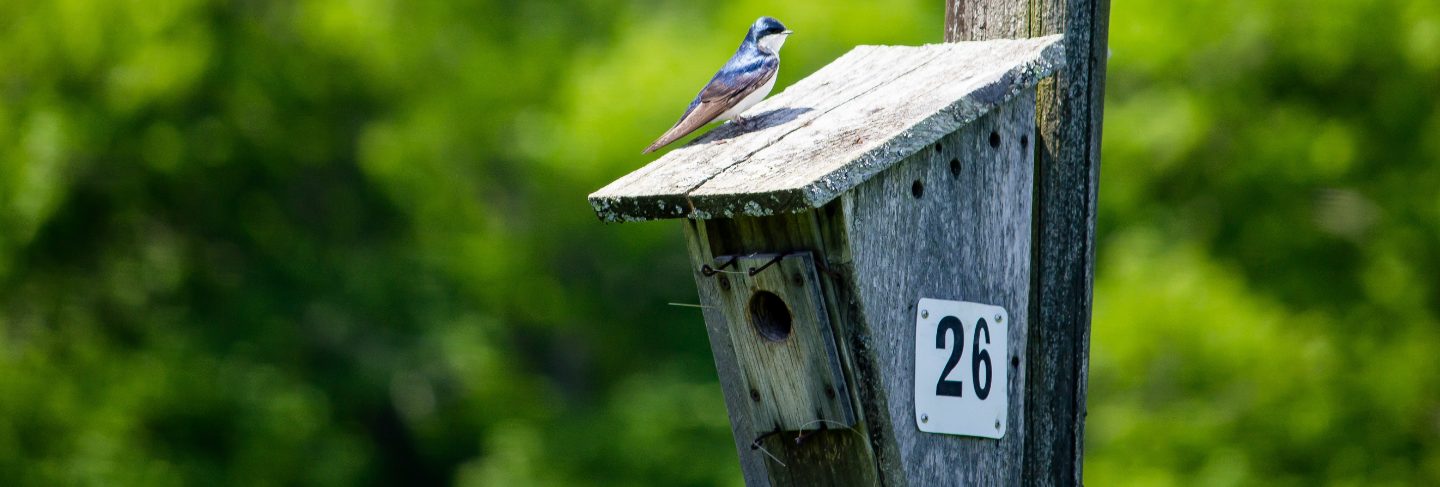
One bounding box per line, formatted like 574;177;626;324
733;115;752;131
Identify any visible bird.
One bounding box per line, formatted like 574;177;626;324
643;17;792;154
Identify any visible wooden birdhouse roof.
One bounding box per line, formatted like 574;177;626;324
588;35;1065;222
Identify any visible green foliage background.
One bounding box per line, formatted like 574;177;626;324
1;0;1436;484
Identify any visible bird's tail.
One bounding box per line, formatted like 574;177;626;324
644;104;719;154
643;124;687;154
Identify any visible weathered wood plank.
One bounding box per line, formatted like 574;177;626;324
682;214;882;487
681;219;776;485
841;94;1035;485
589;36;1063;223
704;252;855;432
945;1;1110;485
687;38;1061;218
945;1;1028;41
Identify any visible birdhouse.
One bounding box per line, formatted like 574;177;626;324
589;35;1065;485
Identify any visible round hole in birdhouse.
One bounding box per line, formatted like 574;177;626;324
1020;134;1029;149
912;179;924;199
748;291;792;342
989;131;1001;149
949;158;961;179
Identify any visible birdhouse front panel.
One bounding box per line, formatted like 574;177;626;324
690;252;855;433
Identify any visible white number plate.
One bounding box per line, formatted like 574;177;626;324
914;298;1008;438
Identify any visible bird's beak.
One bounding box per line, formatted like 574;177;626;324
782;30;794;35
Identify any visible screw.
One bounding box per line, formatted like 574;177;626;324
994;313;1003;323
921;310;929;319
995;419;1002;430
921;414;929;423
718;276;731;291
750;389;761;402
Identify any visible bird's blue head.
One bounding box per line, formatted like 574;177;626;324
748;16;792;53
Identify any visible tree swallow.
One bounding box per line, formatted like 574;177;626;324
644;16;792;154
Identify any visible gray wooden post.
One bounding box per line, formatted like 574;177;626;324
946;2;1111;484
590;34;1086;485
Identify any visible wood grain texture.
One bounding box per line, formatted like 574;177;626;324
945;1;1028;42
841;94;1035;485
679;94;1037;486
682;214;883;487
946;1;1110;485
590;36;1064;223
705;252;855;431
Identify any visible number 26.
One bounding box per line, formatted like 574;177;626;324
935;316;993;400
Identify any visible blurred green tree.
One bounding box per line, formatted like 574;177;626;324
0;0;933;485
1089;0;1440;484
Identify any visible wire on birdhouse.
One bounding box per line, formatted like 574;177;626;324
747;252;789;276
701;255;741;277
750;430;789;467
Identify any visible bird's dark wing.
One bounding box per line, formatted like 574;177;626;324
643;54;778;154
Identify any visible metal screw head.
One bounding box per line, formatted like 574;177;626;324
921;414;929;423
994;313;1003;323
921;310;929;319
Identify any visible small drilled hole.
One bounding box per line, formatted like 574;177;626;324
949;158;961;178
1011;356;1020;368
1020;134;1029;149
934;142;943;153
748;291;792;341
989;131;1001;148
911;180;924;199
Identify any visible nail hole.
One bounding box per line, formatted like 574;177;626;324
911;180;924;199
1020;134;1029;149
748;291;792;341
989;131;1001;149
949;158;961;178
1011;356;1020;368
933;142;943;153
750;389;762;402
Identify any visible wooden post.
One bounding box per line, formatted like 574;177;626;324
946;1;1111;485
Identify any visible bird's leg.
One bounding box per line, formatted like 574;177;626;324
733;115;751;131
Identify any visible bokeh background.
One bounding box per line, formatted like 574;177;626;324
1;0;1437;485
